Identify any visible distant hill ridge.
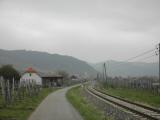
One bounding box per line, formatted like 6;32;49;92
0;49;158;77
0;49;97;75
90;60;158;77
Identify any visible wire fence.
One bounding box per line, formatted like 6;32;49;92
96;76;160;94
0;76;41;107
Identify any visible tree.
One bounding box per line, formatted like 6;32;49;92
56;70;70;86
0;65;20;80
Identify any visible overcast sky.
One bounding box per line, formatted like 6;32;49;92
0;0;159;63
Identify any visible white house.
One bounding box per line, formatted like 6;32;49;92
20;67;42;86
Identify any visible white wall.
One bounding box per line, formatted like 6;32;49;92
20;73;42;85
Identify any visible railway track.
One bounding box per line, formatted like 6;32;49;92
86;86;160;120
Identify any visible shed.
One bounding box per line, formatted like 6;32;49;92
42;75;63;87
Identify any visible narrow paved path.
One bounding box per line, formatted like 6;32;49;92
28;86;83;120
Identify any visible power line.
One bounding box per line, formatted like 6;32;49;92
133;54;157;62
125;48;156;62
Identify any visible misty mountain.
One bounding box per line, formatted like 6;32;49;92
0;49;97;75
90;60;158;77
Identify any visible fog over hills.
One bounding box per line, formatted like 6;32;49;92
0;49;97;75
90;60;158;77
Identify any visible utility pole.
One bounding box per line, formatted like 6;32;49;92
104;63;107;82
159;43;160;90
97;73;99;81
102;64;105;81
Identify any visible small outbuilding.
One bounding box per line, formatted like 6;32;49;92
42;75;63;87
20;67;42;86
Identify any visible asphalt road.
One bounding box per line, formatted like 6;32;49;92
28;86;83;120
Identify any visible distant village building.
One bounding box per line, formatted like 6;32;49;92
70;73;89;81
70;74;80;81
20;67;42;86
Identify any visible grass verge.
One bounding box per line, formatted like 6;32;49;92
66;86;110;120
0;88;58;120
97;86;160;108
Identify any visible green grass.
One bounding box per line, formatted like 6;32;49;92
0;88;58;120
66;86;110;120
97;85;160;108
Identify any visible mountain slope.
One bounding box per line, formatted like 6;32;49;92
90;60;158;77
0;49;97;75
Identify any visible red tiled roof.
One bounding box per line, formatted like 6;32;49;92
25;67;37;73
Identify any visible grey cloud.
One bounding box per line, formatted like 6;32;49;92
0;0;159;62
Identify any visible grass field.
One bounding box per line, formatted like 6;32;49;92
97;85;160;108
0;88;58;120
66;86;110;120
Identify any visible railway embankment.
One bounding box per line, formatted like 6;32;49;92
84;86;160;120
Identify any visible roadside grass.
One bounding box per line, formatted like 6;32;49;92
0;88;58;120
66;86;110;120
97;85;160;108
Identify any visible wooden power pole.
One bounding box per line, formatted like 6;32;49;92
104;63;107;82
159;43;160;90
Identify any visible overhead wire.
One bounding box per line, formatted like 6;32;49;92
133;54;157;62
125;48;156;62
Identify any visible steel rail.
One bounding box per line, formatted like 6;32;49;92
87;87;160;120
94;88;160;114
